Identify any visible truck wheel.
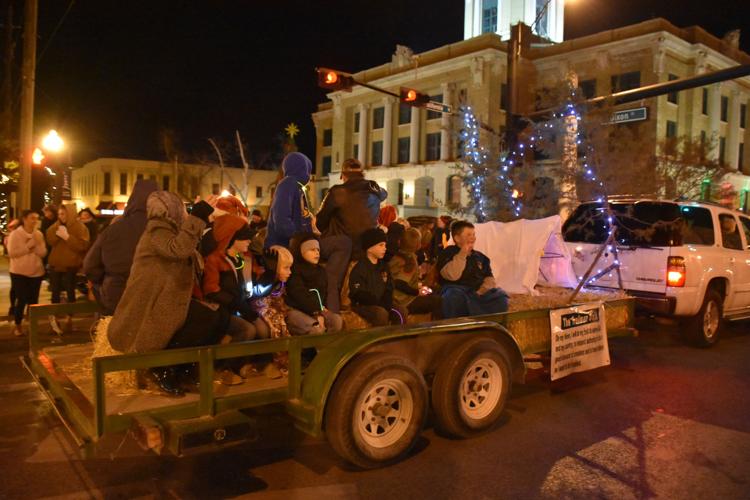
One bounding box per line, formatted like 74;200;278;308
325;353;427;469
432;337;511;438
685;289;723;347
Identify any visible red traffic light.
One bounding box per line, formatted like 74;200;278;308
399;87;430;107
317;67;354;92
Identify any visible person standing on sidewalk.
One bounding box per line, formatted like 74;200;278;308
7;210;47;336
46;204;90;333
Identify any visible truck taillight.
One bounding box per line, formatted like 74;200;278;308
667;256;686;287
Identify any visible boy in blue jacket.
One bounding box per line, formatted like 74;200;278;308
265;152;313;248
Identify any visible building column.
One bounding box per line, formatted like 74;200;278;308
726;89;741;170
409;105;420;164
708;84;721;160
382;97;395;166
440;83;455;161
357;103;369;166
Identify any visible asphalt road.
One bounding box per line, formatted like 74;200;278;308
1;317;749;500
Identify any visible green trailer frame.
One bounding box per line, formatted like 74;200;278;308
23;298;635;457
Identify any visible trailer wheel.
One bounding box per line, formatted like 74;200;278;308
684;289;723;347
432;337;511;438
325;353;427;469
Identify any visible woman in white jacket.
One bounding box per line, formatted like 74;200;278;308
7;210;47;336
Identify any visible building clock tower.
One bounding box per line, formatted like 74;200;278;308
464;0;565;43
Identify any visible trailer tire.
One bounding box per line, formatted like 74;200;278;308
432;337;511;438
324;353;427;469
684;289;723;348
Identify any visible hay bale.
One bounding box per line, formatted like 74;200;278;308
91;316;139;395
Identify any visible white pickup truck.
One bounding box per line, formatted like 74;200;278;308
563;199;750;346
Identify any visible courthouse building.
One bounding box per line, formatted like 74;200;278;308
311;0;750;217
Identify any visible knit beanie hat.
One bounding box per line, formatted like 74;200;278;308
400;228;422;254
361;227;387;251
289;231;320;259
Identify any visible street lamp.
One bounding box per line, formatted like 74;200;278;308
41;129;64;152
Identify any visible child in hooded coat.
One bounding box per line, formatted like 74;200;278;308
389;228;443;319
285;232;343;335
200;214;268;342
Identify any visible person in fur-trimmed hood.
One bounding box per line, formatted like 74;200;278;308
389;227;442;319
285;232;343;335
107;192;214;354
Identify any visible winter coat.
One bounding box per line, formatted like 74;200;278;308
265;153;313;248
389;251;420;307
316;174;388;242
107;191;206;353
201;214;256;321
83;180;159;315
349;258;393;310
7;226;47;277
45;204;90;271
286;233;328;316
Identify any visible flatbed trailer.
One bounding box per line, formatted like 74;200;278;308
23;297;635;468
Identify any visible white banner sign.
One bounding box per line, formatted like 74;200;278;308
550;302;610;381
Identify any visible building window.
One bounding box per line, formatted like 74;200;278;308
579;79;596;99
666;120;678;138
212;183;220;195
372;107;385;129
103;172;111;195
741;104;747;129
371;141;383;166
397;181;404;205
611;71;640;92
739;143;745;173
322;155;332;176
719;137;726;165
353;144;359;159
481;1;498;34
426;133;441;161
256;186;263;198
427;94;443;120
721;96;729;122
162;175;170;191
447;175;462;205
397;137;410;164
702;88;708;115
535;0;549;38
398;103;411;125
667;74;678;104
119;173;127;195
500;83;509;110
354;112;360;133
323;128;332;146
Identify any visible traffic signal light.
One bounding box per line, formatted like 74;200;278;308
400;87;430;107
317;68;354;92
32;148;45;166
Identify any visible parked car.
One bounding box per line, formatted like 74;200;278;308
563;198;750;346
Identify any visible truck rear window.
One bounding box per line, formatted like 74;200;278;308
563;202;715;247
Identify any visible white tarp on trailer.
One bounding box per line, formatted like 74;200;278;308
468;216;578;295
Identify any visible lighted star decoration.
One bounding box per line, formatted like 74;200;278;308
285;123;300;139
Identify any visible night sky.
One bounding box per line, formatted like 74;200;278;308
30;0;750;166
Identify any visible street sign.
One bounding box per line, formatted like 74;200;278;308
610;107;648;124
425;101;452;114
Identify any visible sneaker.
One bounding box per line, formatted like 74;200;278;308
214;369;244;386
12;325;24;337
49;315;63;335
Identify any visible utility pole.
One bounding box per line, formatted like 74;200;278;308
1;1;15;140
18;0;37;211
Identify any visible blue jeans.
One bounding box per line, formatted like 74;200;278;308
441;285;509;319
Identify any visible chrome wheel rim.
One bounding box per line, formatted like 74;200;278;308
703;300;720;340
459;358;503;420
356;378;413;448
